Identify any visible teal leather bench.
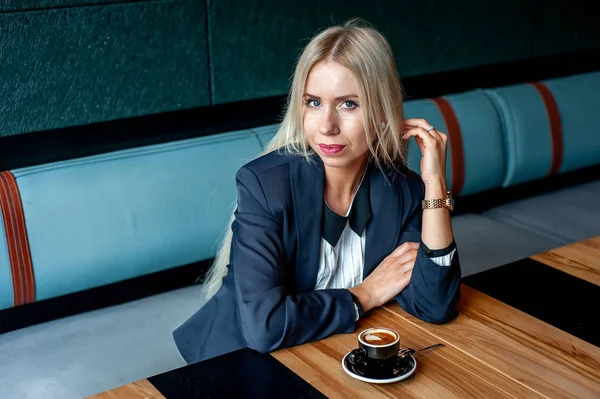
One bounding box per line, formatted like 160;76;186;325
0;130;262;310
485;71;600;243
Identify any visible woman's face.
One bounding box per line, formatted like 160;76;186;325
303;60;369;171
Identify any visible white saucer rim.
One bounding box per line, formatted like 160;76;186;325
341;351;417;384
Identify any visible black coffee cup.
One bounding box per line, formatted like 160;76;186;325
347;327;401;377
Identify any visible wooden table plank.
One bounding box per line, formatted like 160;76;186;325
532;236;600;286
273;306;545;399
87;379;165;399
462;256;600;347
382;286;600;399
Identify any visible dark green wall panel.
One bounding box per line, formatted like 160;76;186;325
0;0;209;137
2;0;598;138
208;0;600;104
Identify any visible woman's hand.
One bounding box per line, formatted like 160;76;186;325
349;242;419;312
402;118;448;188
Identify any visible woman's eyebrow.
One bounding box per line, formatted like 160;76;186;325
303;93;359;100
335;94;359;100
303;93;321;99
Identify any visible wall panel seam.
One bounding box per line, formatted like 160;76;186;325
0;0;176;15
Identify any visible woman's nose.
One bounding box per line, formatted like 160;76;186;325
319;109;339;135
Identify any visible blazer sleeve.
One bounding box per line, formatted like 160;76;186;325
395;181;462;324
232;167;356;353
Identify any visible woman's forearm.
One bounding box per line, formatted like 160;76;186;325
421;180;454;250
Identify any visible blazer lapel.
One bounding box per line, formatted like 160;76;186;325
364;165;402;278
290;155;324;292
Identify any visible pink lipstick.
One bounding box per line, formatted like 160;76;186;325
318;144;345;155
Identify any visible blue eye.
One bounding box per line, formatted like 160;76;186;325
342;100;357;109
305;99;321;107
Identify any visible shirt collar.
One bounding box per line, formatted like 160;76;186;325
321;171;372;247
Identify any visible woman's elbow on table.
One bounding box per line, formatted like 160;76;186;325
397;272;461;324
240;317;283;354
403;293;460;324
419;300;460;324
239;303;287;354
420;281;461;324
413;250;462;324
245;334;278;354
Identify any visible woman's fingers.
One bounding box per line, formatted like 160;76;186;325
390;241;419;258
403;126;443;143
403;119;447;143
402;118;449;185
400;269;413;285
362;242;421;307
396;248;418;264
403;118;438;132
384;248;417;271
395;251;417;272
402;128;439;151
413;135;426;153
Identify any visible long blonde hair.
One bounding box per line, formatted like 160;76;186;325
201;18;407;301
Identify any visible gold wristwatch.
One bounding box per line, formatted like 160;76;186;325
422;191;454;211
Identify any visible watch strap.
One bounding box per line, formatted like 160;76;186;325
422;240;457;258
348;291;365;322
422;191;453;211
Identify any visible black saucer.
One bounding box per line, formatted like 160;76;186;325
342;349;416;383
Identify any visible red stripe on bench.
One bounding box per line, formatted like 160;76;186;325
0;171;36;306
430;97;465;196
529;82;563;176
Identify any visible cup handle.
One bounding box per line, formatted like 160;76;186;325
347;348;366;365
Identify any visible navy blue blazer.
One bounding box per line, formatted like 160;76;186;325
173;151;461;364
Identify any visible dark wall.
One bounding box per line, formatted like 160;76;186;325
1;0;599;138
0;0;210;137
208;0;600;103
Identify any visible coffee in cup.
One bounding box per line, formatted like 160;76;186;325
357;327;400;360
361;329;398;346
347;327;402;378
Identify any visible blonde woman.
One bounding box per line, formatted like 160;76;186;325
174;19;461;364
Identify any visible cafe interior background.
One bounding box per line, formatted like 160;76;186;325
0;0;599;398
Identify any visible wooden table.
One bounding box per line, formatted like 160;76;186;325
90;236;600;399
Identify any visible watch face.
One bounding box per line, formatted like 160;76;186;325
446;192;454;211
